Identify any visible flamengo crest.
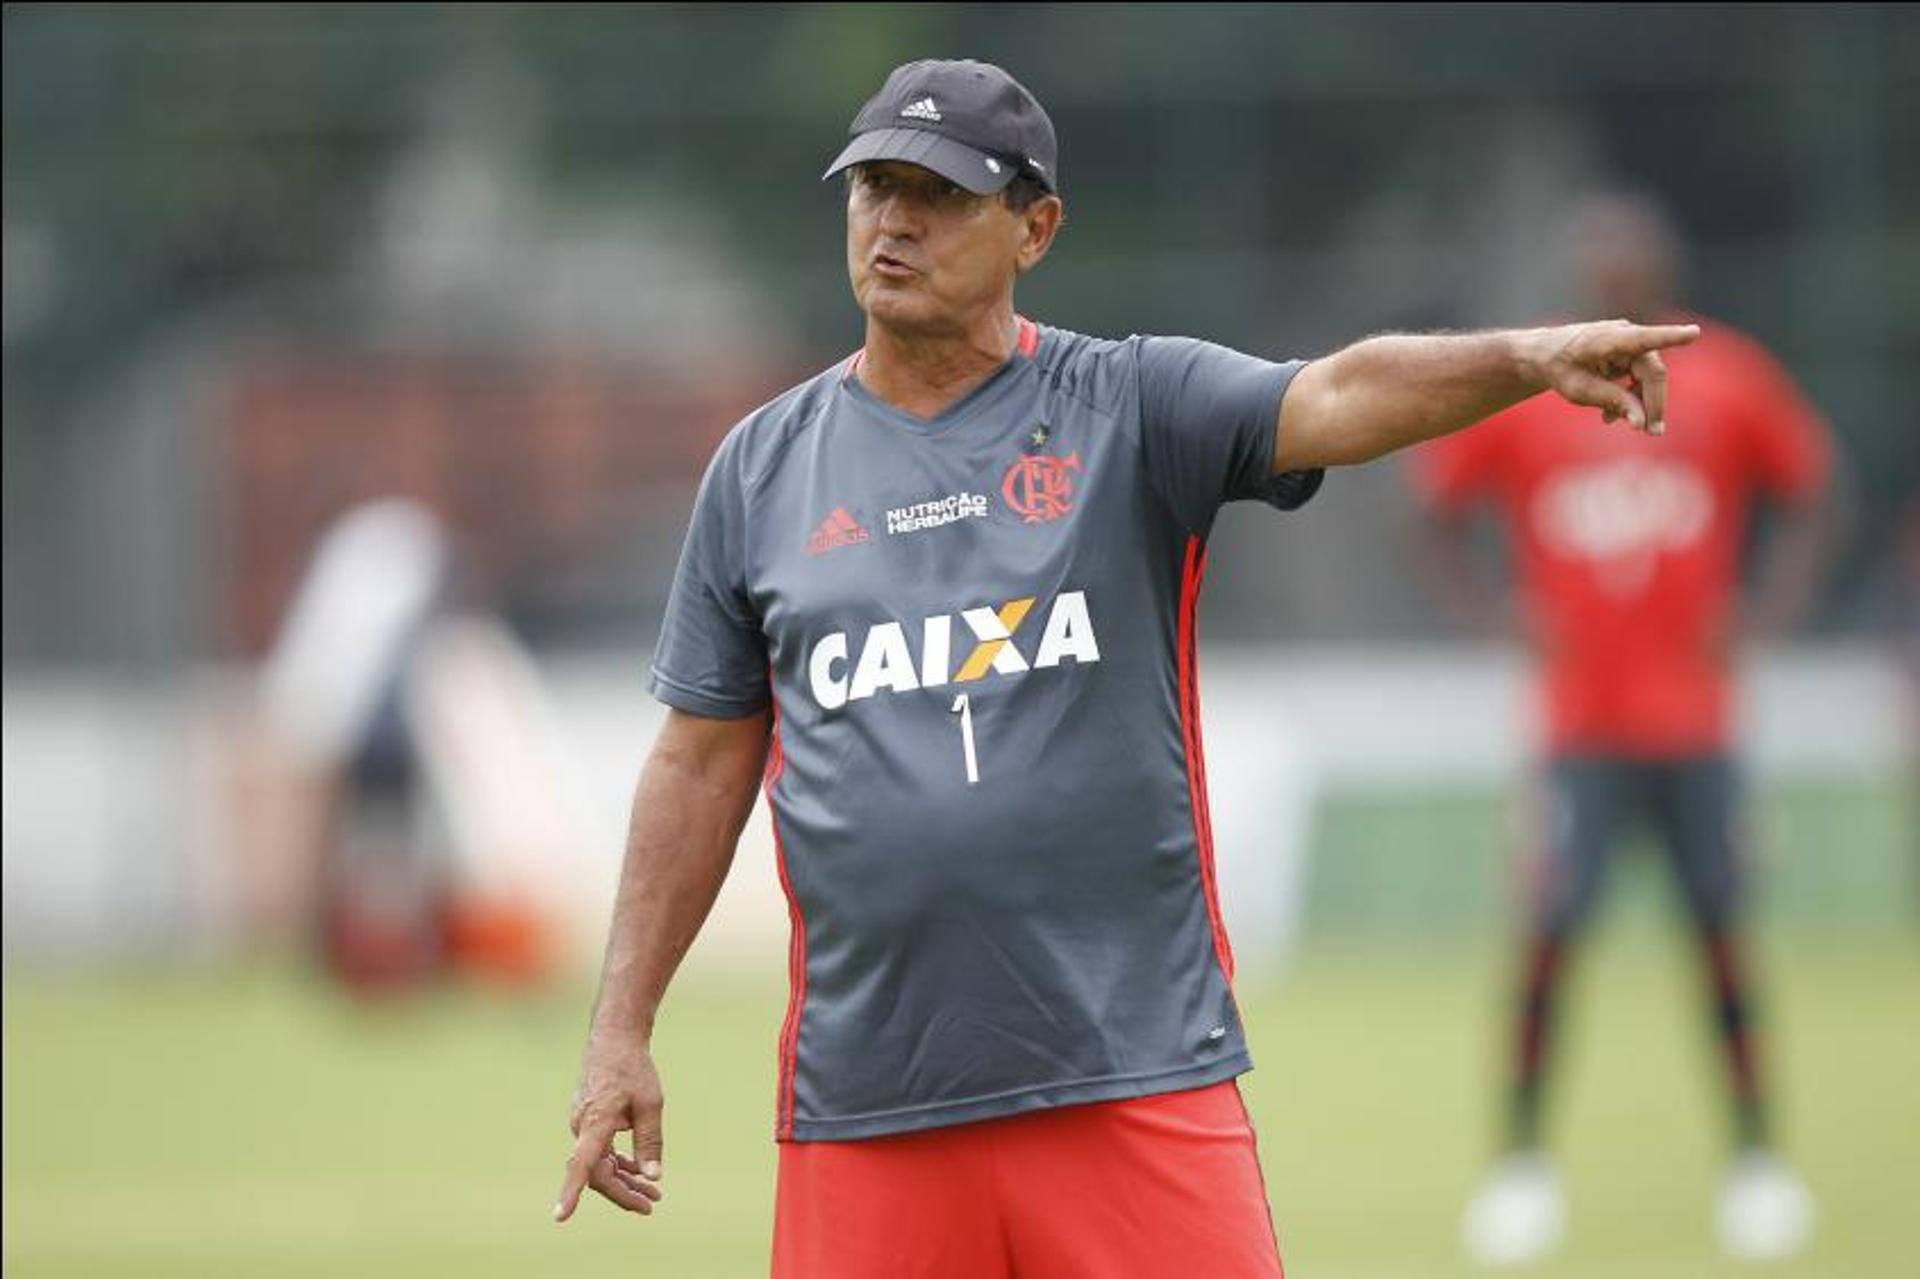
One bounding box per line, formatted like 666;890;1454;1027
1002;450;1081;524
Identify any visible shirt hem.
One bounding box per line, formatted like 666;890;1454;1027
1544;737;1734;762
781;1052;1253;1143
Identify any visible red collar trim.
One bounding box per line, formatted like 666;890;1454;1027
1015;314;1039;358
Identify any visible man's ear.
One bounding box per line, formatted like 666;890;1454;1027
1015;196;1064;275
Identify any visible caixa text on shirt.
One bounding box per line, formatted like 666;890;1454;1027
808;591;1100;710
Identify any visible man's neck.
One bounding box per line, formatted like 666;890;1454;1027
856;308;1020;421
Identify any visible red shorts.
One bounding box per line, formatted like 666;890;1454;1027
771;1080;1284;1278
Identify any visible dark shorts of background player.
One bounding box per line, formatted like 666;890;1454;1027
1528;754;1746;936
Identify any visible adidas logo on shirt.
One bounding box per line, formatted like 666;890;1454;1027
806;507;872;556
899;96;942;123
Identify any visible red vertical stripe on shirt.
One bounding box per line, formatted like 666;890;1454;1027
765;699;807;1141
1178;535;1235;985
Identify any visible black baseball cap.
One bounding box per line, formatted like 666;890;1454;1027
822;59;1058;197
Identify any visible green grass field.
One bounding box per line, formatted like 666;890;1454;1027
6;784;1917;1277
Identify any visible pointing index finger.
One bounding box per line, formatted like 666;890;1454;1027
1623;323;1700;353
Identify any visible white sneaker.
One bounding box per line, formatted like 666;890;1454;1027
1463;1152;1566;1266
1717;1150;1814;1260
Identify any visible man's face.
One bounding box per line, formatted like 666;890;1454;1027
845;160;1038;335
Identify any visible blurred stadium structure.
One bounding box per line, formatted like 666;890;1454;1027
5;7;1917;1276
6;3;1915;965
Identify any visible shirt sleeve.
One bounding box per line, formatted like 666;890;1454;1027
1132;335;1322;537
646;428;771;718
1735;342;1833;505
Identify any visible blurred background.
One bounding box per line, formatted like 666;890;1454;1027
4;5;1915;1277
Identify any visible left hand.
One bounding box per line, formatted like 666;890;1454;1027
1519;319;1701;436
554;1036;667;1222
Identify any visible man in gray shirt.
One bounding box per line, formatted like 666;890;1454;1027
554;58;1699;1278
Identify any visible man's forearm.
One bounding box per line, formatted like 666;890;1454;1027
588;715;769;1043
1276;320;1697;472
1279;331;1545;470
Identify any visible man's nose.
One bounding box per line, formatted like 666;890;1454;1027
875;191;923;238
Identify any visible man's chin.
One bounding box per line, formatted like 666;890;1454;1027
861;291;951;335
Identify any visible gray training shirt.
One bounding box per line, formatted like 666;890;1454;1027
648;318;1321;1141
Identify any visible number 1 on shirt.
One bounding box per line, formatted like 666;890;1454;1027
950;693;980;785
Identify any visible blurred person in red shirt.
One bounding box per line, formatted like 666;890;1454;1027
1413;192;1836;1264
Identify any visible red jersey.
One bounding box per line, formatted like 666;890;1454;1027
1414;318;1832;756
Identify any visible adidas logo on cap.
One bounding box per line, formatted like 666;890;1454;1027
899;96;942;123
